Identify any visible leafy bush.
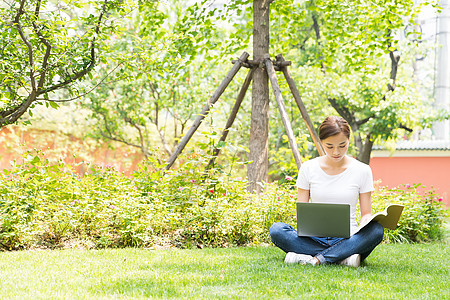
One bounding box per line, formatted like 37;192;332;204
371;183;448;243
0;150;447;250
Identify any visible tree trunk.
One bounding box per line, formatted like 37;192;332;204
358;133;373;164
248;0;270;193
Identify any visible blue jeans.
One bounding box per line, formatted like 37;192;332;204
269;221;384;264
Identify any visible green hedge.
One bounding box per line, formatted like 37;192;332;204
0;151;447;250
371;184;447;243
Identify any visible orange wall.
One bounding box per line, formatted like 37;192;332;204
0;127;144;176
370;156;450;207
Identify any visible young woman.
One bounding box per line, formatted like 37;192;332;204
269;116;384;267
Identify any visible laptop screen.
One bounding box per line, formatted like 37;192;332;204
296;202;350;238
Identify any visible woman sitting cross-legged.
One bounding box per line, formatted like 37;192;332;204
270;116;384;267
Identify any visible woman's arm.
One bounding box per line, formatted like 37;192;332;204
297;188;310;203
359;191;372;224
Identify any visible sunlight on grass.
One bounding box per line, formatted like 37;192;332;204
0;242;448;299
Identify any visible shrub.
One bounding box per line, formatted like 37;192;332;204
0;150;447;250
371;183;448;243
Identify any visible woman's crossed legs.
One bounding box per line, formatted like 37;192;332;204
269;221;384;265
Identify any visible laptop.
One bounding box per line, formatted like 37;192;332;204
296;202;350;238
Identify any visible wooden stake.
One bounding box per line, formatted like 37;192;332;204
165;52;250;170
264;54;303;170
205;68;254;172
276;54;325;156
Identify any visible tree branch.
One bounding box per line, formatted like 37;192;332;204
149;82;160;125
327;98;356;125
1;0;113;128
35;62;123;102
356;115;374;126
99;132;143;150
149;82;172;156
31;0;52;90
38;0;110;96
399;124;413;132
0;92;36;126
310;6;325;72
388;50;400;91
98;111;143;150
124;117;149;158
14;0;37;92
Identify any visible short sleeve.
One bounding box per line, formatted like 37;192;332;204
295;161;311;190
359;164;374;193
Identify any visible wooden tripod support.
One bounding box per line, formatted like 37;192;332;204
165;51;324;171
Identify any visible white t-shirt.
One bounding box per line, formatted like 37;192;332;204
295;156;374;235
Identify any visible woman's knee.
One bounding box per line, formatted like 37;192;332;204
269;222;291;240
269;222;285;236
370;221;384;243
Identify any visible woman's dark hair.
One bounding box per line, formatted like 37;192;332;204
319;116;351;140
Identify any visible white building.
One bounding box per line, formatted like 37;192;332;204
421;0;450;140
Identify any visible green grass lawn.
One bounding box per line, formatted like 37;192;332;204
0;241;448;299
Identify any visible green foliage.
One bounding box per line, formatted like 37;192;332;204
182;0;447;168
269;133;314;180
26;0;446;175
268;0;445;162
79;0;239;157
0;151;447;250
0;150;142;249
2;0;448;176
0;0;125;127
371;183;448;243
0;149;292;250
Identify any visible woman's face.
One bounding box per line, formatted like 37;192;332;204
321;132;349;162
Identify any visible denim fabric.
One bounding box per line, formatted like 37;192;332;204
269;221;384;264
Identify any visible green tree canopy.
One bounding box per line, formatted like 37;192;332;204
222;0;445;164
3;0;447;179
0;0;125;127
79;0;234;162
